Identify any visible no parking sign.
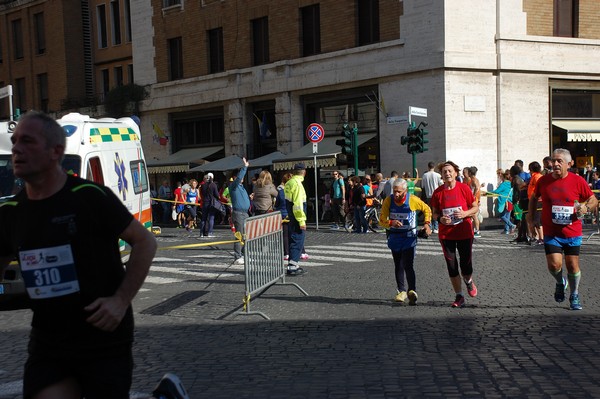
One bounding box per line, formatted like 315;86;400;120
306;123;325;143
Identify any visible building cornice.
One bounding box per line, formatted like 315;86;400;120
0;0;41;12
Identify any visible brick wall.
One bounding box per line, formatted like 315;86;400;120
0;0;86;114
578;0;600;38
152;0;402;83
525;0;600;39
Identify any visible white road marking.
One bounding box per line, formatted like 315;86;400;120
0;380;21;395
150;266;236;278
143;276;184;284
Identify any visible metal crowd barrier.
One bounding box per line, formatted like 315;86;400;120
238;211;308;320
582;208;600;241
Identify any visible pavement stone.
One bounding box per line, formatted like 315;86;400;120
2;219;600;398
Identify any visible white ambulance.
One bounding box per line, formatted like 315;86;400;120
0;113;152;308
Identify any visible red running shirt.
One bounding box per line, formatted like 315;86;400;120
431;182;475;240
534;172;593;238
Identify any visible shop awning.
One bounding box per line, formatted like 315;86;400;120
189;155;244;172
249;151;285;169
147;146;223;174
272;133;376;171
553;120;600;142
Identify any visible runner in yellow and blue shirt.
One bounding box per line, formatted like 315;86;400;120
379;178;431;306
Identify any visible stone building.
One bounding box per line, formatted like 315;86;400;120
133;0;600;205
0;0;599;217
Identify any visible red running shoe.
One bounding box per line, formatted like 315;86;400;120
466;279;478;297
451;294;465;308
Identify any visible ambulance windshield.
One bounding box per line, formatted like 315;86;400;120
0;155;81;199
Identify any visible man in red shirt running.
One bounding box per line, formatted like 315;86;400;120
527;148;597;310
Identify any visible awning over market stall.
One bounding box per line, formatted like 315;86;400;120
147;146;223;174
249;151;285;169
553;120;600;142
272;134;376;171
189;155;244;172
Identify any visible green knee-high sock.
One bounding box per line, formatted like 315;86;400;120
568;272;581;295
550;268;564;284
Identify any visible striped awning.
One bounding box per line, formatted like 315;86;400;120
147;146;223;174
189;155;244;172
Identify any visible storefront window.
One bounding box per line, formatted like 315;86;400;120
551;89;600;170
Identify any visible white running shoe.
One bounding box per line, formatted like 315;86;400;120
152;373;190;399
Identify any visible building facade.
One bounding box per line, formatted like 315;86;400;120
0;0;134;116
133;0;600;205
0;0;598;217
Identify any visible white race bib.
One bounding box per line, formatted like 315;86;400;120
390;211;411;230
551;205;574;225
442;206;463;225
19;244;80;299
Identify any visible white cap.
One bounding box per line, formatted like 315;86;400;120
207;172;214;179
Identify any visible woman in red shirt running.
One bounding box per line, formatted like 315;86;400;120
431;161;480;308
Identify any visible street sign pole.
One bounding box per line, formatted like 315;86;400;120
412;152;417;180
313;143;319;230
352;123;359;176
307;123;325;230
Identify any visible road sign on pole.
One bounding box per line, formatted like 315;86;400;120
408;106;428;126
386;116;408;125
0;85;12;99
409;106;427;117
0;85;14;120
306;123;325;143
306;123;325;230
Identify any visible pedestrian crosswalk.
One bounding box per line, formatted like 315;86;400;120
143;234;524;288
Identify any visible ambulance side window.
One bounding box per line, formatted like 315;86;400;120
86;157;105;185
130;160;148;194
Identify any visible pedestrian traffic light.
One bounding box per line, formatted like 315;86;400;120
336;123;353;155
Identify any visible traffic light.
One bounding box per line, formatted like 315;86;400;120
402;122;420;154
416;122;429;153
402;122;429;154
336;123;353;155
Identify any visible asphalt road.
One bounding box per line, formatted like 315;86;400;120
2;221;600;398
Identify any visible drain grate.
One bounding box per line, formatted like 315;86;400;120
141;290;208;315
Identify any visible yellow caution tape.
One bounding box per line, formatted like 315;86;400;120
120;231;245;254
152;198;204;207
242;293;251;312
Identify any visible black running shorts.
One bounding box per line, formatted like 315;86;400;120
24;348;133;399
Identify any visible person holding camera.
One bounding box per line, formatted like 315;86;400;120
379;178;432;306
